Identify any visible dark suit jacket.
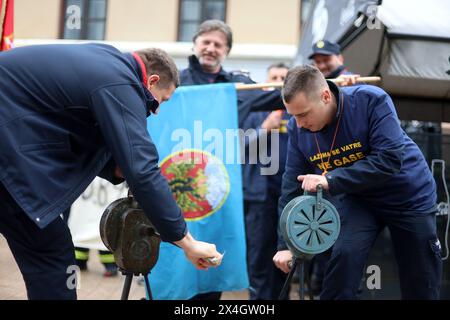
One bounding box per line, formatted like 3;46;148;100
0;43;186;242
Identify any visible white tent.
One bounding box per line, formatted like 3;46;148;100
297;0;450;121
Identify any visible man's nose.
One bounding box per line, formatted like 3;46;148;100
295;117;303;128
205;43;215;52
316;63;326;71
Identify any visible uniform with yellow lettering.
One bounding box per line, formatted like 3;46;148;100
273;65;441;300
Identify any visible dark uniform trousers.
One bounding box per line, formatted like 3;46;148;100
321;195;442;300
0;183;77;300
244;190;288;300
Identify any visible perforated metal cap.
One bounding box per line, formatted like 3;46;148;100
280;189;340;259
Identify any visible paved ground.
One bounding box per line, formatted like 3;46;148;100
0;235;299;300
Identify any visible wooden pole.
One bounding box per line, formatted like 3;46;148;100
234;76;381;91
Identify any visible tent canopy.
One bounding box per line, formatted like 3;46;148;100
296;0;450;121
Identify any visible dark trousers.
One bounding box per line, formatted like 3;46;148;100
309;249;331;295
0;184;77;300
321;196;442;300
189;292;222;300
244;194;288;300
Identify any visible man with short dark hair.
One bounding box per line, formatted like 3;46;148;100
135;48;180;89
266;63;290;83
0;43;222;300
273;65;442;299
307;40;359;295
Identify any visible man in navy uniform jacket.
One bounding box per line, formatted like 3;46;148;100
273;65;442;299
0;43;222;299
309;40;353;79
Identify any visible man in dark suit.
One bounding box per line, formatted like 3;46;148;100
0;43;222;299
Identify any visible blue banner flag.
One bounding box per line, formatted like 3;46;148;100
147;83;249;299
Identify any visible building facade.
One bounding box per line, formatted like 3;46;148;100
14;0;314;81
15;0;310;45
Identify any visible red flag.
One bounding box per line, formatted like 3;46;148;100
0;0;4;39
0;0;14;51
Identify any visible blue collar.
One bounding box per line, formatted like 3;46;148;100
327;80;343;119
327;65;348;79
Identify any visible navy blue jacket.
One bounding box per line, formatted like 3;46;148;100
0;43;186;242
241;112;269;202
278;81;437;249
180;55;283;127
242;111;289;202
266;112;290;196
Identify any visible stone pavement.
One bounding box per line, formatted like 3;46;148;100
1;235;301;300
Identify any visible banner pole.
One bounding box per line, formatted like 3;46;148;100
234;76;381;91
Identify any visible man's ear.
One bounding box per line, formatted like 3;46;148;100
147;74;160;88
337;54;344;64
322;89;332;104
